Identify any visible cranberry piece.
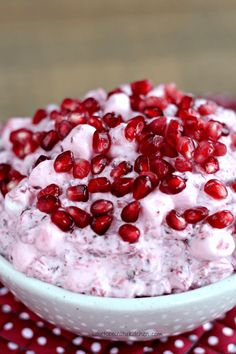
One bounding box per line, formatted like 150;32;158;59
119;224;140;243
34;155;50;167
160;175;186;195
38;184;62;199
175;157;192;172
201;156;219;174
150;158;173;179
32;109;47;124
37;195;60;214
179;95;193;110
121;201;140;223
51;209;74;231
198;101;217;115
143;107;163;119
111;177;134;197
103;112;123;128
207;210;234;229
90;199;114;216
73;158;91;179
110;161;133;179
40;130;59;151
0;164;11;182
204;179;228;200
166;210;187;230
66;185;88;202
82;97;100;114
183;206;209;224
54;151;74;173
91;215;113;235
91;155;109;175
133;175;153;200
87;116;106;132
124;115;145;142
139;134;163;155
61;98;80;111
204;120;222;141
88;177;111;193
193;141;214;164
131;79;153;95
176;136;194;159
134;155;150;173
67;206;91;228
213;142;227;156
231;180;236;192
56;120;74;140
93;131;111;154
147;116;167;136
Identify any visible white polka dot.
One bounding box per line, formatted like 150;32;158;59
159;337;168;343
228;344;236;353
53;327;61;335
21;328;34;339
174;339;184;348
91;342;102;353
203;322;213;331
189;334;198;341
26;351;35;354
36;321;44;328
76;351;86;354
7;342;18;350
110;348;119;354
223;327;234;336
72;336;83;345
208;336;219;346
193;348;205;354
0;287;9;295
143;346;153;352
163;351;174;354
2;304;11;313
19;312;30;320
3;322;13;330
37;336;47;345
56;348;65;354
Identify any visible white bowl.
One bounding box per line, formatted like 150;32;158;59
0;255;235;341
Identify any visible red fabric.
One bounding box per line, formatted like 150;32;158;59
0;283;235;354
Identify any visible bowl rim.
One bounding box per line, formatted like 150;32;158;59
1;255;236;312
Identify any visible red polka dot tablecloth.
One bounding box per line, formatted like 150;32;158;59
0;283;235;354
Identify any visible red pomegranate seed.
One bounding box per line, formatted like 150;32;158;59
231;133;236;148
10;128;32;143
160;175;186;195
34;155;50;167
32;131;46;145
134;155;150;173
139;171;159;187
198;101;217;115
130;94;144;111
61;98;80;111
150;158;174;179
119;224;140;243
67;206;91;228
0;169;25;196
54;150;74;173
201;156;219;174
133;175;153;200
193;141;214;163
178;108;200;122
87;116;105;132
143;96;168;110
131;79;153;95
160;143;178;158
91;215;113;235
175;157;192;172
166;119;183;138
147;116;167;136
111;177;134;197
207;210;234;229
68;111;87;125
66;185;88;202
176;136;194;159
204;120;222;141
38;184;62;199
90;199;114;216
56;120;74;139
73;159;91;179
82;97;100;114
231;180;236;192
204;179;228;200
93;130;111;154
183;206;209;224
0;164;11;182
166;210;187;230
124;115;145;141
91;155;109;175
88;177;111;193
139;134;163;155
221;123;230;136
36;195;60;214
213;142;227;156
143;107;163;119
51;209;74;231
12;140;38;159
110;161;132;179
165;83;183;105
32;109;47;124
179;95;193;110
121;201;140;222
40;130;59;151
103;112;123;128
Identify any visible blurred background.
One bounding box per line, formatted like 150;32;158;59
0;0;236;120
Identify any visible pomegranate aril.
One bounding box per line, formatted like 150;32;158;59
160;175;186;195
40;130;59;151
124;115;145;142
54;150;74;173
68;111;87;125
166;210;187;230
91;215;113;235
32;131;46;145
56;120;73;139
36;195;60;214
32;109;47;124
93;130;111;154
0;169;25;196
12;140;38;159
61;98;80;111
160;143;178;158
111;177;134;197
133;175;153;200
183;206;209;224
204;179;228;200
110;161;132;179
38;184;62;199
147;116;167;136
150;158;173;179
143;96;168;110
143;107;162;119
165;83;183;105
134;155;150;173
213;142;227;156
88;177;111;193
176;136;194;159
51;209;74;231
82;97;100;114
139;171;159;187
221;123;230;136
131;79;153;95
90;199;114;216
179;95;193;110
73;158;91;179
34;155;50;167
103;112;123;128
207;210;234;229
166;119;183;137
198;101;217;115
175;157;192;172
0;164;11;182
91;155;109;175
130;94;144;111
201;156;219;174
121;201;140;223
204;120;222;141
67;206;91;228
139;134;163;155
119;224;140;243
231;180;236;192
66;185;88;202
193;141;214;164
178;108;200;122
87;116;105;132
10;128;32;143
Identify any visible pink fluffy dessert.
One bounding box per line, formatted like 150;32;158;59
0;81;236;298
